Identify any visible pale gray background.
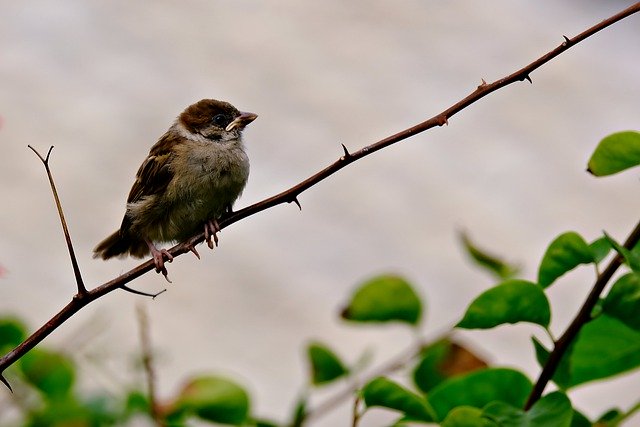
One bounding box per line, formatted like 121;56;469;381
1;1;639;425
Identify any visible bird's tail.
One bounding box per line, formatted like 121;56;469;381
93;230;149;259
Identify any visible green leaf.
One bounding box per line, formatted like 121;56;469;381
125;390;150;416
341;274;423;326
0;317;27;353
602;272;640;331
441;406;497;427
25;396;92;427
413;338;487;394
596;408;622;424
362;377;434;422
307;341;348;385
587;130;640;176
459;231;520;280
81;394;122;425
20;349;75;398
289;395;307;427
456;280;550;329
520;391;573;427
482;391;573;427
172;375;250;425
538;232;594;288
589;237;611;264
570;410;591;427
603;232;640;272
570;314;640;386
413;340;450;393
427;368;532;421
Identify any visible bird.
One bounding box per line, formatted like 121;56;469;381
93;99;257;280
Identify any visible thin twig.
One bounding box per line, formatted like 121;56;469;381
351;393;362;427
28;145;87;295
524;219;640;409
136;304;162;426
612;400;640;426
122;285;166;299
1;3;638;390
305;339;424;422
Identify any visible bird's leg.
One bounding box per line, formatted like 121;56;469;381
146;240;173;283
204;219;220;249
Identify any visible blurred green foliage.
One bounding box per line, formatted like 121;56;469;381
1;130;639;426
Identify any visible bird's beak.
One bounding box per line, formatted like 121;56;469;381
226;111;258;131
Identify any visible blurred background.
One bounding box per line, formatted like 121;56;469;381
0;0;638;425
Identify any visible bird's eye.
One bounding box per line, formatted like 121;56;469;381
212;114;227;127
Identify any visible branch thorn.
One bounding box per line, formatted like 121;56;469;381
437;115;449;126
562;35;571;45
0;373;12;392
525;75;532;84
290;197;302;211
341;143;351;159
478;78;488;89
188;245;201;259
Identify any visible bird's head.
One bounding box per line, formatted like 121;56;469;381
179;99;257;142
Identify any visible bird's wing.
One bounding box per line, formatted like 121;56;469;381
126;132;178;204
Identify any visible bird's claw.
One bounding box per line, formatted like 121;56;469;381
147;241;173;283
204;219;220;249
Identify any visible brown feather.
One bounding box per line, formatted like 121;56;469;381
127;131;179;203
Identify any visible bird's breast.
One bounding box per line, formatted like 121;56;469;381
168;140;249;207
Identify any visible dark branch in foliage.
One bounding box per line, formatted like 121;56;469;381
525;220;640;409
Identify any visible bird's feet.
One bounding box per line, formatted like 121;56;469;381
204;219;220;249
179;219;221;260
146;240;173;283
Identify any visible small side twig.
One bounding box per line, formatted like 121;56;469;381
122;285;166;299
351;393;362;427
28;145;87;296
610;400;640;426
305;338;425;422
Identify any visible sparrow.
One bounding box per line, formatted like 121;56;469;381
93;99;257;279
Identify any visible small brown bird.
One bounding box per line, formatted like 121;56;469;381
94;99;257;278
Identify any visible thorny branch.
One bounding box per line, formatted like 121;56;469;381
1;3;638;393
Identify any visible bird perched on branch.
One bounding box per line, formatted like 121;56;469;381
94;99;257;280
